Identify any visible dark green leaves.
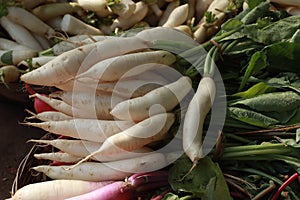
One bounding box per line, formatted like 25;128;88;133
167;156;232;200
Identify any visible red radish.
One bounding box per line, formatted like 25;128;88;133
25;84;56;113
66;181;134;200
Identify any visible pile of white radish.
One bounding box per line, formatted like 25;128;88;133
9;27;197;199
0;0;235;87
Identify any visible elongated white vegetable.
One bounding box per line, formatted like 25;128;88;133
74;36;150;79
183;76;216;169
6;6;55;38
31;139;153;162
195;0;214;22
0;17;43;51
61;14;104;35
187;0;196;24
73;113;174;166
50;91;123;110
158;0;180;26
0;50;37;66
77;0;111;17
109;0;136;18
76;50;176;82
20;43;96;86
25;119;134;142
18;56;55;69
32;33;51;50
33;153;167;181
162;4;189;28
110;1;149;31
286;6;300;15
0;38;35;51
30;139;102;158
25;110;73;121
34;152;83;163
111;76;192;121
11;179;113;200
270;0;300;7
32;2;84;21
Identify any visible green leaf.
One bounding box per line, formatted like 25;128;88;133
246;0;267;9
1;50;13;65
239;51;267;91
168;156;232;199
241;1;271;24
228;107;279;128
231;91;300;112
232;82;276;99
0;3;8;18
243;15;300;45
264;41;300;73
263;109;297;124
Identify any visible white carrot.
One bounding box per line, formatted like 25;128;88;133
111;76;192;121
6;6;55;39
186;0;196;24
72;113;174;167
158;0;180;26
33;153;167;181
162;4;189;28
32;33;51;50
76;50;176;82
11;179;113;200
34;152;83;163
61;14;104;35
110;1;149;31
109;0;136;18
0;38;35;51
183;76;216;172
77;0;111;18
20;43;96;86
0;16;43;51
25;110;73;121
149;3;163;17
25;118;134;142
32;2;85;21
286;6;300;15
0;50;37;66
18;56;55;69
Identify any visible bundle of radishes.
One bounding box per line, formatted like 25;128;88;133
8;27;199;200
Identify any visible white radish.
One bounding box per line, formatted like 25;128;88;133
25;110;73;121
186;0;196;24
25;118;134;142
162;4;189;28
110;1;149;31
73;36;150;79
30;139;102;158
20;43;96;86
32;2;84;21
33;153;167;181
195;0;214;22
73;113;174;166
183;76;216;171
0;50;37;66
77;0;111;18
0;38;35;51
11;179;113;200
109;0;136;18
76;50;176;82
32;33;51;50
158;0;180;26
270;0;300;7
111;76;192;121
18;56;55;69
34;152;83;163
6;6;55;39
286;6;300;15
61;14;104;35
31;139;153;161
0;16;43;51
